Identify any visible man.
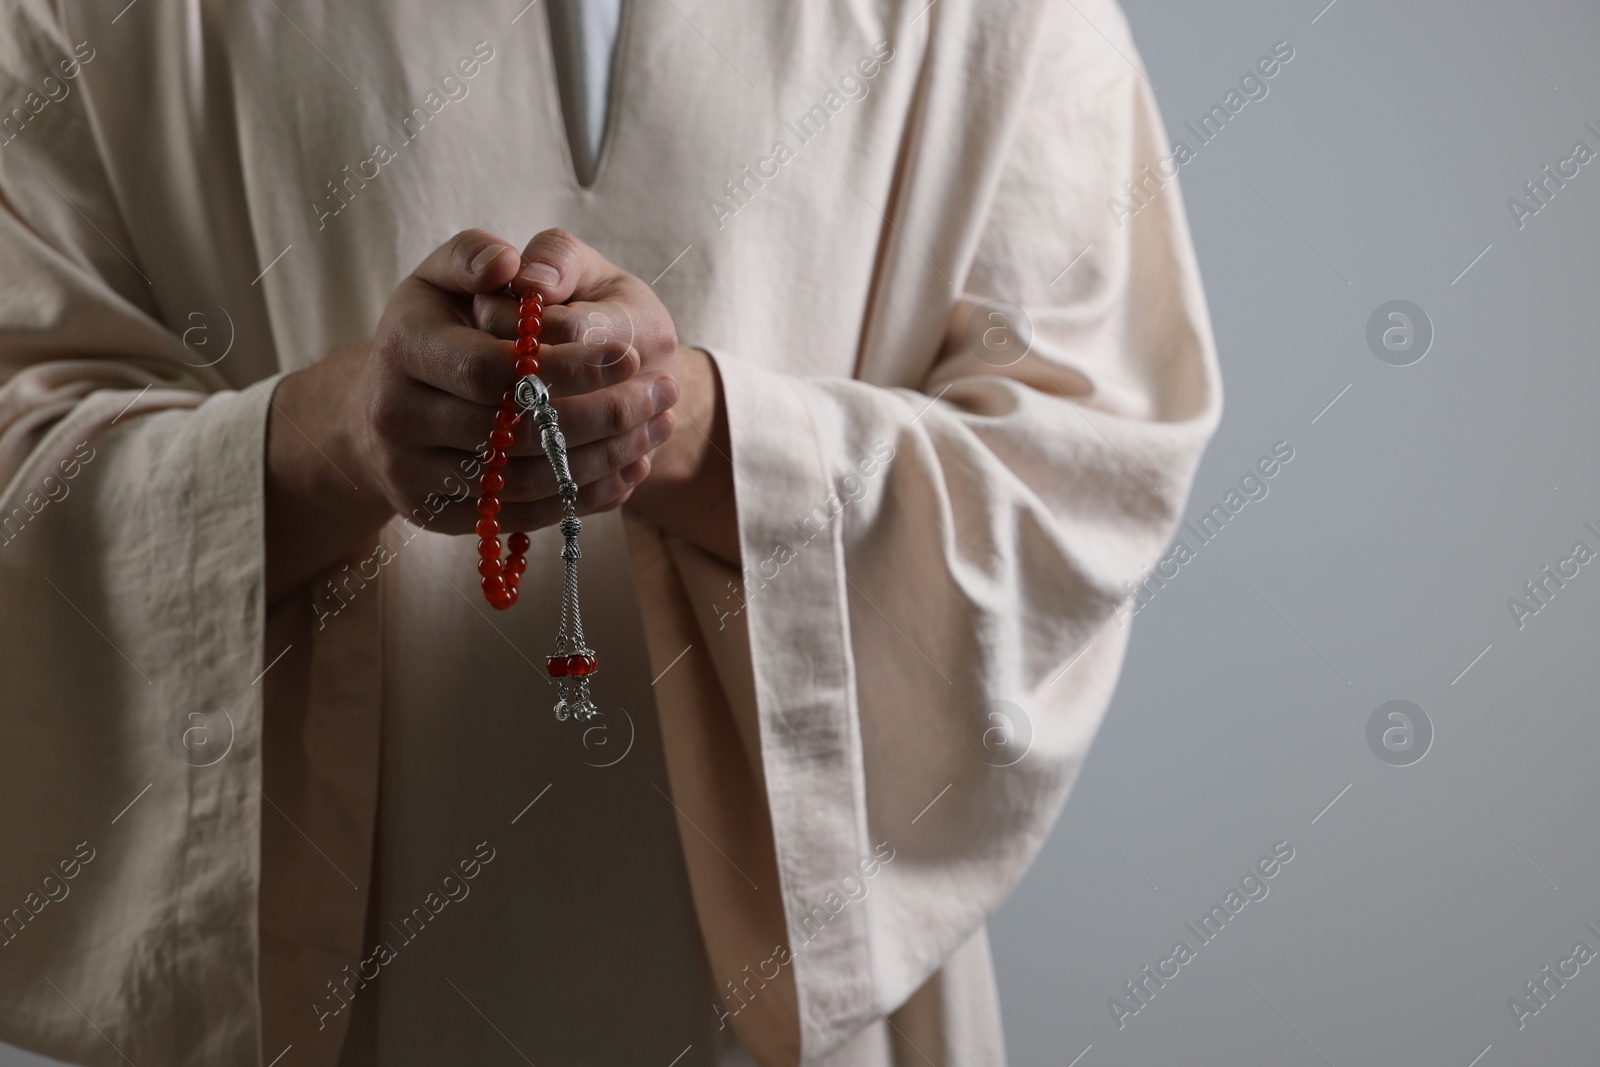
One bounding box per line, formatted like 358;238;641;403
0;0;1220;1063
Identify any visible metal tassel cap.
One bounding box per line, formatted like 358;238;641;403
513;374;549;411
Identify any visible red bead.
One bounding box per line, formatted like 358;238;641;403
474;291;545;608
565;653;597;677
546;655;568;677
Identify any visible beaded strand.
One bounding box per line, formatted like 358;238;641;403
474;289;544;611
473;287;600;720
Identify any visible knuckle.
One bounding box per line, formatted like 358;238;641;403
654;321;678;355
585;339;631;379
633;307;676;356
455;348;494;402
470;294;504;336
584;304;630;346
603;433;636;472
367;390;405;440
373;325;409;374
539;308;577;346
604;391;634;436
535;227;581;261
618;283;672;349
611;390;636;435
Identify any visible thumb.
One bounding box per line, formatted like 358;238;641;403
411;228;521;296
514;227;617;305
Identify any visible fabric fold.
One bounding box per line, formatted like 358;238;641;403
0;383;273;1067
648;5;1223;1059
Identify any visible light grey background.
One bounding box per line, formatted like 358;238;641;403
989;1;1600;1065
6;1;1598;1064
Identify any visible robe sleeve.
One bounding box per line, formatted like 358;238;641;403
649;3;1222;1062
0;4;275;1063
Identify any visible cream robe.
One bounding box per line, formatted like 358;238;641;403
0;0;1222;1064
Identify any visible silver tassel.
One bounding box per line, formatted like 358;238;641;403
515;373;599;723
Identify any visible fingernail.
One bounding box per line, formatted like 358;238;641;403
647;411;674;447
520;260;561;287
470;244;510;274
623;457;650;485
651;377;678;415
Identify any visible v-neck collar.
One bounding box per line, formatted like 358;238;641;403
533;0;637;192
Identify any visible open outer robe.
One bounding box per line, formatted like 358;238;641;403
0;0;1221;1063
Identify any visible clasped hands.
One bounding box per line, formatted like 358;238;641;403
360;226;709;529
267;227;734;606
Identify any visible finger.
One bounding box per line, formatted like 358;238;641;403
537;299;638;350
428;493;567;538
384;319;519;407
546;302;675;390
428;376;667;454
535;339;638;396
377;367;664;457
495;412;673;502
574;457;649;514
471;292;520;338
543;374;675;448
473;292;636;350
422;454;652;536
471;297;638;393
368;378;497;455
381;451;500;537
517;457;649;526
409;228;522;299
394;323;635;406
512;228;623;305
